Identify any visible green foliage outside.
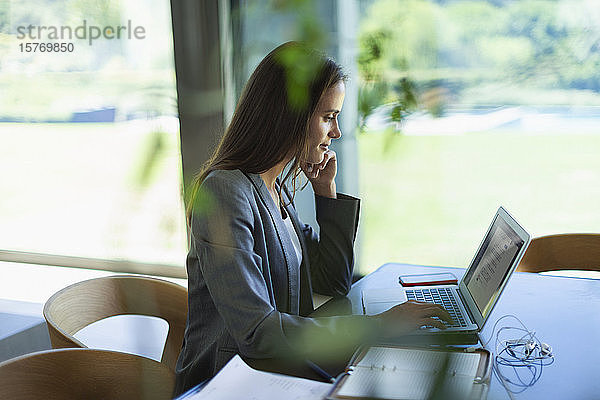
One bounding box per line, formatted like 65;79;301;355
0;71;175;121
358;130;600;274
355;0;600;273
1;0;176;121
357;0;600;125
0;0;183;264
0;122;187;264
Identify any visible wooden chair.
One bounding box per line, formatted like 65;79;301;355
517;234;600;273
43;275;187;371
0;348;174;400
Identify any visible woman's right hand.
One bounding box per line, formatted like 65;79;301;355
371;301;454;337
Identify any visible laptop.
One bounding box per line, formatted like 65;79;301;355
362;206;531;344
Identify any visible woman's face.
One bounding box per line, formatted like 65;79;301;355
306;81;345;164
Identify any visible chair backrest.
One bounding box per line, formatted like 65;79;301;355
43;275;187;371
517;233;600;273
0;348;174;400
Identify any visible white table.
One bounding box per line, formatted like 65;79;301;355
0;299;51;363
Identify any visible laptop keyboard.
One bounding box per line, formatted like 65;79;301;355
406;287;468;328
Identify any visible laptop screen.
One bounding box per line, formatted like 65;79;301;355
462;214;525;318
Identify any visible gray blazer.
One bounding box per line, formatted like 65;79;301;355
174;169;362;395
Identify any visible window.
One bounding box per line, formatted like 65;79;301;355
357;0;600;273
0;0;186;272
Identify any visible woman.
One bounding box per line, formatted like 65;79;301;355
174;42;451;395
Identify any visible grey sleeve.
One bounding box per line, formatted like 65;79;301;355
301;193;360;297
190;174;370;360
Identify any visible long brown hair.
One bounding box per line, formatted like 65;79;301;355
187;41;346;219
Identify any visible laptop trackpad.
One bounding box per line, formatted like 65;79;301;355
362;288;408;315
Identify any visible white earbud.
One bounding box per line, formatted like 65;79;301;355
524;341;536;357
540;342;553;357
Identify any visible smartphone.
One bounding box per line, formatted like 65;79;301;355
398;273;458;287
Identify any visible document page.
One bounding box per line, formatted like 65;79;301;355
466;226;519;316
181;355;332;400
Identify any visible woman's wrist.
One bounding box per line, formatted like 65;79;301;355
312;182;336;198
365;314;385;339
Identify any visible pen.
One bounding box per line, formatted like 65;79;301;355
305;359;335;383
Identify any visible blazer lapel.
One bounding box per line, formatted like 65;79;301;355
243;172;300;315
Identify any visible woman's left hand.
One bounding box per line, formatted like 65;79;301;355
302;149;337;198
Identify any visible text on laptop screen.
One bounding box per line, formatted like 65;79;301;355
462;215;525;318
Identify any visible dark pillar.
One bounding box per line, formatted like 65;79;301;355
170;0;225;201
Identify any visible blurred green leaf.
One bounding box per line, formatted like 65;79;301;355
358;81;388;130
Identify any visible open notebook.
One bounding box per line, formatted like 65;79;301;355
327;346;491;400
